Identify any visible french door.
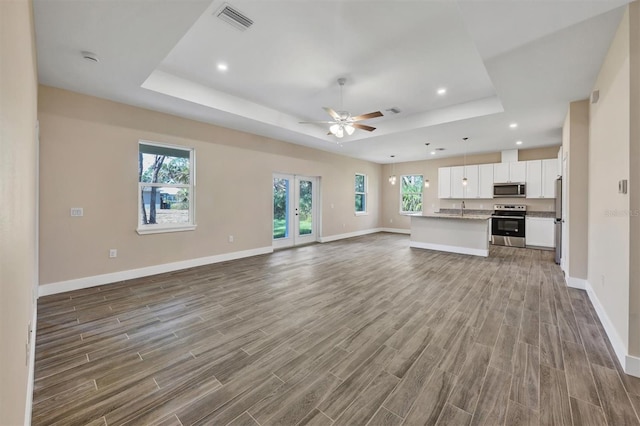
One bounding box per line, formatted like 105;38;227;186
273;173;318;248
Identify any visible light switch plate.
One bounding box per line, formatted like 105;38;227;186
619;179;628;194
70;207;83;217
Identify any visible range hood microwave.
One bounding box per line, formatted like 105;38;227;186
493;182;526;198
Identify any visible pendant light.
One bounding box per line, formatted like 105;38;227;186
462;137;468;186
389;155;397;185
424;142;430;188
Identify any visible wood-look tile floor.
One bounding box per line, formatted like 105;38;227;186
33;233;640;426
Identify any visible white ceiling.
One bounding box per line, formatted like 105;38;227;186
34;0;630;163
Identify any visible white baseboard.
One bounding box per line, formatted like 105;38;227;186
584;281;633;375
626;354;640;377
39;246;273;297
566;276;587;290
318;228;382;243
380;227;411;234
24;306;37;426
409;241;489;257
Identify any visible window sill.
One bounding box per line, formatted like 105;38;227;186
355;212;368;216
136;225;197;235
400;212;423;216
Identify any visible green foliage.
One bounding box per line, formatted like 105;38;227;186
355;194;365;212
141;156;190;184
401;175;423;212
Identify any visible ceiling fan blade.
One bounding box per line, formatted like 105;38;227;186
299;121;337;124
323;107;341;120
351;111;383;121
353;123;376;132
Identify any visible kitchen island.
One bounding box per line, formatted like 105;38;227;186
410;213;491;257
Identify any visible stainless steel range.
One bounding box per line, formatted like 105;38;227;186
491;204;526;248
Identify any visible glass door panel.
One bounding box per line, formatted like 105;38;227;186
273;177;290;240
273;174;318;248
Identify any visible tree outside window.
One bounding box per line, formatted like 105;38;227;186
138;142;195;234
355;174;367;213
400;175;423;213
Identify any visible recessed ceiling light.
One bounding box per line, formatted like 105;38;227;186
217;63;228;72
509;123;518;129
516;140;523;145
431;151;436;155
437;88;447;95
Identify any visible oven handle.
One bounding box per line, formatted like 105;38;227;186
491;215;526;219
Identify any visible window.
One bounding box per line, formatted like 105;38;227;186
137;141;195;234
400;175;423;214
355;173;367;214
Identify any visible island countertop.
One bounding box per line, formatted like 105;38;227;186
419;212;491;220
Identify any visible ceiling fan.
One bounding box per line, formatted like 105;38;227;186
300;78;383;138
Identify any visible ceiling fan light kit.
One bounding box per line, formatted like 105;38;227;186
299;78;383;140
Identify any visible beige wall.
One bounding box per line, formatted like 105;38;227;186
38;86;382;286
0;0;39;424
588;8;631;350
629;1;640;356
381;146;560;230
562;100;589;281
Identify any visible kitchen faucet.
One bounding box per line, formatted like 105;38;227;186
461;201;465;216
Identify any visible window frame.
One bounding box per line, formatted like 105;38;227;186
136;140;196;235
355;173;368;215
399;174;424;215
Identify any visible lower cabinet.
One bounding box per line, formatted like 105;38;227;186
525;217;555;248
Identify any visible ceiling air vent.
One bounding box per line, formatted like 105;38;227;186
386;107;402;114
216;3;253;31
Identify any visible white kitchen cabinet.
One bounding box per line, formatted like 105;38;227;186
493;162;526;183
464;165;479;199
451;166;464;199
526;217;555;248
510;162;527;182
526;160;543;198
493;163;509;183
478;164;494;199
438;167;451;199
526;159;558;198
542;159;559;198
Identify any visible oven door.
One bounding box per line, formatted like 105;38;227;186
491;216;525;238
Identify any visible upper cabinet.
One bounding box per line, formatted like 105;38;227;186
438;165;488;199
450;166;465;199
478;164;494;198
493;162;525;183
437;157;557;199
464;165;479;199
526;159;558;198
438;167;451;199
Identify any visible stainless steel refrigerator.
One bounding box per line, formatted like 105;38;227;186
555;177;562;265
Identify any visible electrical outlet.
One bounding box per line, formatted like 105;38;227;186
331;203;334;209
480;204;484;209
342;223;346;228
109;249;117;258
390;218;393;224
228;235;234;243
70;207;83;217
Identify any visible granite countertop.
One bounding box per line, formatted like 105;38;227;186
418;212;491;220
526;211;556;218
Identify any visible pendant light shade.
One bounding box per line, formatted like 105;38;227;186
345;124;355;135
462;177;468;186
424;179;430;188
389;155;396;185
329;124;340;135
